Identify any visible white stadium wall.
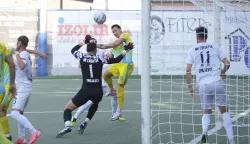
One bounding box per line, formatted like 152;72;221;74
47;10;250;76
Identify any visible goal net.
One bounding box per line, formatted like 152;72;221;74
144;0;250;144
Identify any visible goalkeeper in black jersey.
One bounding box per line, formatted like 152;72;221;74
56;36;134;138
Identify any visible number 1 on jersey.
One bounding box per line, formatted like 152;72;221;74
200;51;210;66
89;64;94;78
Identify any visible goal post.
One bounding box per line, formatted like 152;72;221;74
145;0;250;144
141;0;152;144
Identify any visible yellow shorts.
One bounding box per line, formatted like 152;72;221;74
0;84;13;111
107;62;134;85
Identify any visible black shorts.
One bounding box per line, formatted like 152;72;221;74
71;88;103;107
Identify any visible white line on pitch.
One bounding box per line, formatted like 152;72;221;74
6;109;203;115
32;91;140;94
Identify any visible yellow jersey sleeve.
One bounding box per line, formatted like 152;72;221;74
120;33;131;44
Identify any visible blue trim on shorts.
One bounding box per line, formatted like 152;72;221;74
1;92;10;106
124;63;132;85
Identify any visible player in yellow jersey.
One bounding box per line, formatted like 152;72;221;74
0;43;47;142
0;42;16;144
96;24;134;121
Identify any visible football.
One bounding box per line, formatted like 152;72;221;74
94;12;106;24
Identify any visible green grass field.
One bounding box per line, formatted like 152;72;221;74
6;77;250;144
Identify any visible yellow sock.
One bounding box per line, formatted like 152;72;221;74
0;117;10;135
103;75;113;89
0;117;4;133
117;86;124;109
0;133;12;144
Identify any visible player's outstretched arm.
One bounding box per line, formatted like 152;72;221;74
104;42;134;64
71;43;84;60
26;49;48;59
96;38;125;49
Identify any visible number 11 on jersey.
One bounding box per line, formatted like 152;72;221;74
89;64;94;78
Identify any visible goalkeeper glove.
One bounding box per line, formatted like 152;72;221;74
84;34;92;44
124;42;134;52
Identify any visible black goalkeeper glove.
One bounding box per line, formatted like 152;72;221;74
124;42;134;51
84;34;92;44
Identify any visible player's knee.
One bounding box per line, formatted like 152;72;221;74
103;71;112;78
118;84;124;88
203;109;212;114
64;109;72;113
10;110;20;118
219;106;228;114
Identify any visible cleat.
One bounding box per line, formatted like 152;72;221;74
28;130;40;144
105;89;116;97
5;135;12;141
201;133;208;144
14;138;26;144
110;112;122;121
78;122;87;134
56;127;71;138
70;117;77;127
118;116;126;122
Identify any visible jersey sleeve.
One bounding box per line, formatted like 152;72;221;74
186;48;194;64
4;46;12;57
217;48;226;61
120;33;131;44
100;54;124;64
20;51;29;64
71;45;84;60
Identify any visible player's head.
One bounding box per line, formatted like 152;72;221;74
17;35;29;48
111;24;122;38
90;38;97;44
195;26;208;43
86;43;97;53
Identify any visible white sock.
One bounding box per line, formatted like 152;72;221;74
65;121;70;127
18;122;26;139
111;96;117;115
222;112;234;142
10;111;36;134
84;118;90;123
4;134;11;137
116;108;121;114
74;100;93;119
202;114;211;134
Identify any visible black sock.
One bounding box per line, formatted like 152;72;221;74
87;103;98;120
64;109;72;123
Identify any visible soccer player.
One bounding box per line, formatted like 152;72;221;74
0;42;16;144
0;46;47;142
9;36;40;144
186;27;234;144
70;36;121;127
96;24;134;121
56;41;133;138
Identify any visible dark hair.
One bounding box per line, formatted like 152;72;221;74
195;26;208;40
111;24;121;30
86;43;97;52
17;35;29;47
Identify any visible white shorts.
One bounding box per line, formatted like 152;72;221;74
12;91;31;111
198;80;228;109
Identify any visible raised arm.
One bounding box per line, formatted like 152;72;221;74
71;43;84;60
96;38;124;49
106;53;125;64
103;42;134;64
